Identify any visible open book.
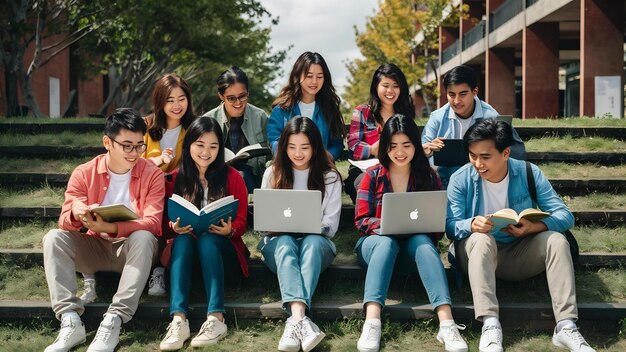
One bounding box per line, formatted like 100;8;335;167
91;204;139;222
167;194;239;231
348;158;380;172
487;208;550;232
224;143;272;163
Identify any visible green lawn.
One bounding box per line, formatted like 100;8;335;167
0;131;104;147
524;135;626;152
1;318;624;352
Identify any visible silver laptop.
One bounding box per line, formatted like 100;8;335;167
253;189;322;234
378;191;447;235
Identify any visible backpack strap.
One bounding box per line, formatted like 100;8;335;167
525;161;537;206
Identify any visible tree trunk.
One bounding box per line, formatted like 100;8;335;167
4;66;20;116
98;65;122;115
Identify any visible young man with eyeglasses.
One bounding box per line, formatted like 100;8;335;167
202;66;269;193
43;108;165;352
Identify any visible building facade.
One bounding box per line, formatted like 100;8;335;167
415;0;625;118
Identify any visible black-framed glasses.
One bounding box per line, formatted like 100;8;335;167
109;137;147;153
225;92;249;104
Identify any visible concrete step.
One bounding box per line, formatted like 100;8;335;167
0;300;623;332
3;172;625;196
1;206;624;227
2;248;624;271
3;122;626;141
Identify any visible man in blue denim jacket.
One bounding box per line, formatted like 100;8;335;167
422;65;525;188
446;119;594;352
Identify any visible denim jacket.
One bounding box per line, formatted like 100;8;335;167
267;102;344;160
445;158;574;243
421;97;526;186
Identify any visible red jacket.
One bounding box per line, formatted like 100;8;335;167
59;154;165;238
160;167;250;277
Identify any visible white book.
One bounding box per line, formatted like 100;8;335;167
224;143;272;163
348;158;380;172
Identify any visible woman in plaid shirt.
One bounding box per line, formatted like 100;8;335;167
345;63;414;203
354;114;468;352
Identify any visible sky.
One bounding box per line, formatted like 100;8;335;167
259;0;380;96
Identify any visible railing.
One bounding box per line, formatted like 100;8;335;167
462;20;485;50
526;0;539;7
490;0;525;32
441;40;459;64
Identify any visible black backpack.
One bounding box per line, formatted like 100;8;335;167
525;161;580;267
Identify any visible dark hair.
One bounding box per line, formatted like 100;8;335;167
463;119;513;153
105;108;147;137
216;66;249;95
378;114;435;191
272;116;340;200
368;63;414;125
174;116;228;208
272;51;345;139
147;74;195;141
443;65;478;90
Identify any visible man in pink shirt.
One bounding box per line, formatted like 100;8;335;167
43;108;165;352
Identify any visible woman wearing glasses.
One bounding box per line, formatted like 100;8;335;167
202;66;269;193
143;73;197;173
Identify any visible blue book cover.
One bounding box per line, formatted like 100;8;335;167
168;194;239;232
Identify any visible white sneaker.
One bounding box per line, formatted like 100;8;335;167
44;312;86;352
80;279;97;304
553;326;596;352
479;325;503;352
437;323;468;352
87;313;121;352
159;317;190;351
357;319;381;352
299;316;325;352
190;315;227;347
278;317;301;352
148;267;167;296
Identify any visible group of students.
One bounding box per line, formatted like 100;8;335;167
41;53;595;352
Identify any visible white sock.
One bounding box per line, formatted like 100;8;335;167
172;315;185;323
83;274;95;281
483;316;501;329
556;319;576;332
364;318;381;326
440;319;455;327
62;311;81;322
153;266;165;276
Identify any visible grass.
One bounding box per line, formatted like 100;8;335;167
524;135;626;152
563;193;626;210
0;131;104;147
0;157;90;173
0;116;105;123
0;185;65;207
539;163;626;179
1;318;623;352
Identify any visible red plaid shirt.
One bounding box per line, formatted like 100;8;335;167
347;105;381;160
354;164;444;243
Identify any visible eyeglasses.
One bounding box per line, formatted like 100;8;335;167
224;92;249;104
109;137;147;153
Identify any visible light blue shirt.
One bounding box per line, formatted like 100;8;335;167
445;158;574;243
421;96;526;187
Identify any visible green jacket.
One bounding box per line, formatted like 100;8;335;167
202;102;269;176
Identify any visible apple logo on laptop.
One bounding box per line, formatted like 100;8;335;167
409;209;419;220
283;207;292;218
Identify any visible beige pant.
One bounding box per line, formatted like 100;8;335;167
456;231;578;322
43;229;157;323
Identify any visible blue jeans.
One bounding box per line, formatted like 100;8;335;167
260;235;335;314
356;234;451;310
169;233;239;316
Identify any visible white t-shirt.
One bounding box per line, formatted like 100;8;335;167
454;114;474;139
481;172;509;216
298;101;316;119
161;125;182;152
101;169;133;211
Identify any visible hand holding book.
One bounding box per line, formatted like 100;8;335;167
487;208;550;233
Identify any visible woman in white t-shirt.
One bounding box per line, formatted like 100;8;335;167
259;116;342;352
